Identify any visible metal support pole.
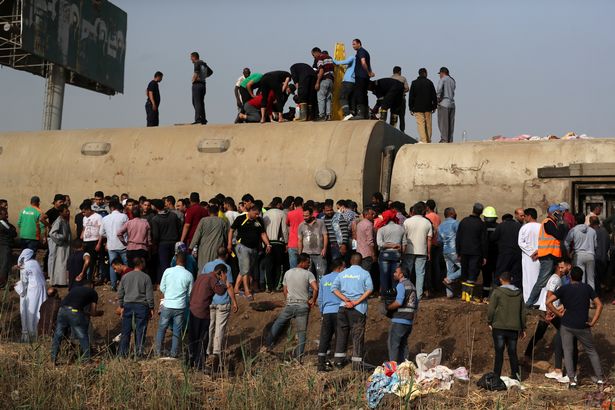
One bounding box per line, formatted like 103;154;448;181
42;64;66;130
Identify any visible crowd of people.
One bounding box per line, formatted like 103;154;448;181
0;192;613;388
145;39;457;143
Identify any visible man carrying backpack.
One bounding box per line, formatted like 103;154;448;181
190;51;213;125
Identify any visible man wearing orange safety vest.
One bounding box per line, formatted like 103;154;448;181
525;204;567;307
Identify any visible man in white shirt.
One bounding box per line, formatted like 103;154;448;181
234;67;251;122
80;200;103;282
402;202;432;300
98;199;128;290
517;208;541;303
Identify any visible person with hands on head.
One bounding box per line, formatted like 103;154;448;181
264;253;318;359
546;266;604;388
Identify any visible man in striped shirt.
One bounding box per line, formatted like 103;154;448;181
312;47;335;121
322;203;349;262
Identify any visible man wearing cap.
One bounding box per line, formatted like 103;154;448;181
18;196;44;251
436;67;456;143
560;202;575;229
526;205;567;307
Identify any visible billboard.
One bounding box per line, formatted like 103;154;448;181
21;0;127;93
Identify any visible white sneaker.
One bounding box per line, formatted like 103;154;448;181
596;379;605;386
343;114;354;121
545;371;563;379
557;375;570;383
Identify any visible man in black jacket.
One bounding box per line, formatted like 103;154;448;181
456;203;488;283
151;199;182;284
290;63;317;121
492;214;523;288
369;78;405;125
0;207;17;288
408;68;438;143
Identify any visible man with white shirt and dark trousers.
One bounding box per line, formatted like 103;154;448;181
98;200;128;291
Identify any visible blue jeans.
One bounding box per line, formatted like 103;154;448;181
444;252;461;297
267;304;309;358
108;249;127;288
119;303;150;357
379;250;400;293
492;328;520;379
526;256;556;307
288;248;299;269
51;306;90;362
388;322;413;363
402;254;427;299
155;307;185;357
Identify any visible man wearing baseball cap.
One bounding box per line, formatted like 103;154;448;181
436;67;456;143
526;204;567;307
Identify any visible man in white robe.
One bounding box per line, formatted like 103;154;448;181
16;248;47;341
518;208;542;303
49;205;71;286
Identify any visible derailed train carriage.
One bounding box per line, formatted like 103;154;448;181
0;122;614;222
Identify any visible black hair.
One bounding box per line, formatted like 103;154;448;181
294;196;304;207
472;203;484;216
303;206;314;215
413;202;426;216
175;251;186;264
350;252;363;266
557;256;572;265
574;212;585;225
111;257;124;266
297;253;311;264
190;192;200;203
165;195;176;206
444;207;456;218
524;208;538;220
242;193;255;203
154;71;163;78
217;246;228;258
425;199;436;211
570;266;583;281
393;66;401;74
502;214;514;221
80;199;92;211
336;199;347;208
57;204;69;213
353;38;362;45
270;197;283;207
418;68;427;76
330;258;345;271
372;192;384;202
94;191;104;198
282;196;294;209
214;263;228;273
191;51;200;59
311;47;321;53
209;204;219;215
499;271;512;282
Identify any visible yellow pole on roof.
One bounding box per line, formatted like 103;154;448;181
331;42;346;121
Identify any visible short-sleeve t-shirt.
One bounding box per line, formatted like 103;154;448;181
354;47;371;79
240;73;263;88
298;219;327;254
62;286;99;310
554;282;597;329
231;214;265;249
403;216;433;255
147;80;160;105
286;208;304;249
283;268;316;303
82;213;103;242
194;60;209;83
184;205;209;245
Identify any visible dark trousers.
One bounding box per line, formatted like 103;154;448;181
239;87;254;108
192;82;207;124
297;75;316;104
21;239;39;252
187;313;210;369
461;254;482;282
119;303;150;356
0;245;11;288
318;313;337;360
496;252;522;288
492;328;520;379
145;101;159;127
524;317;570;370
398;98;406;132
157;242;175;284
339;81;355;116
388;322;413;363
127;249;148;269
334;307;366;366
426;244;442;293
354;77;370;116
51;306;90;362
263;243;285;290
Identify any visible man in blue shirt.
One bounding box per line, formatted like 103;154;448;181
349;38;374;120
202;247;238;367
156;252;193;358
386;266;418;363
332;253;374;370
439;207;461;298
317;258;345;371
333;55;355;120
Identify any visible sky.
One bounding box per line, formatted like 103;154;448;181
1;0;615;140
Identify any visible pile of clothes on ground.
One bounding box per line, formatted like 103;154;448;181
489;132;594;142
365;348;469;408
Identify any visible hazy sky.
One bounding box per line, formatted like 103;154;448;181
1;0;614;140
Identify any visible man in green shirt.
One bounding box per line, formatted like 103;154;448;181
17;196;44;251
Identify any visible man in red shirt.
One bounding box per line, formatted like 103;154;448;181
286;197;304;269
238;90;275;123
187;264;228;370
181;192;209;248
424;200;441;299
